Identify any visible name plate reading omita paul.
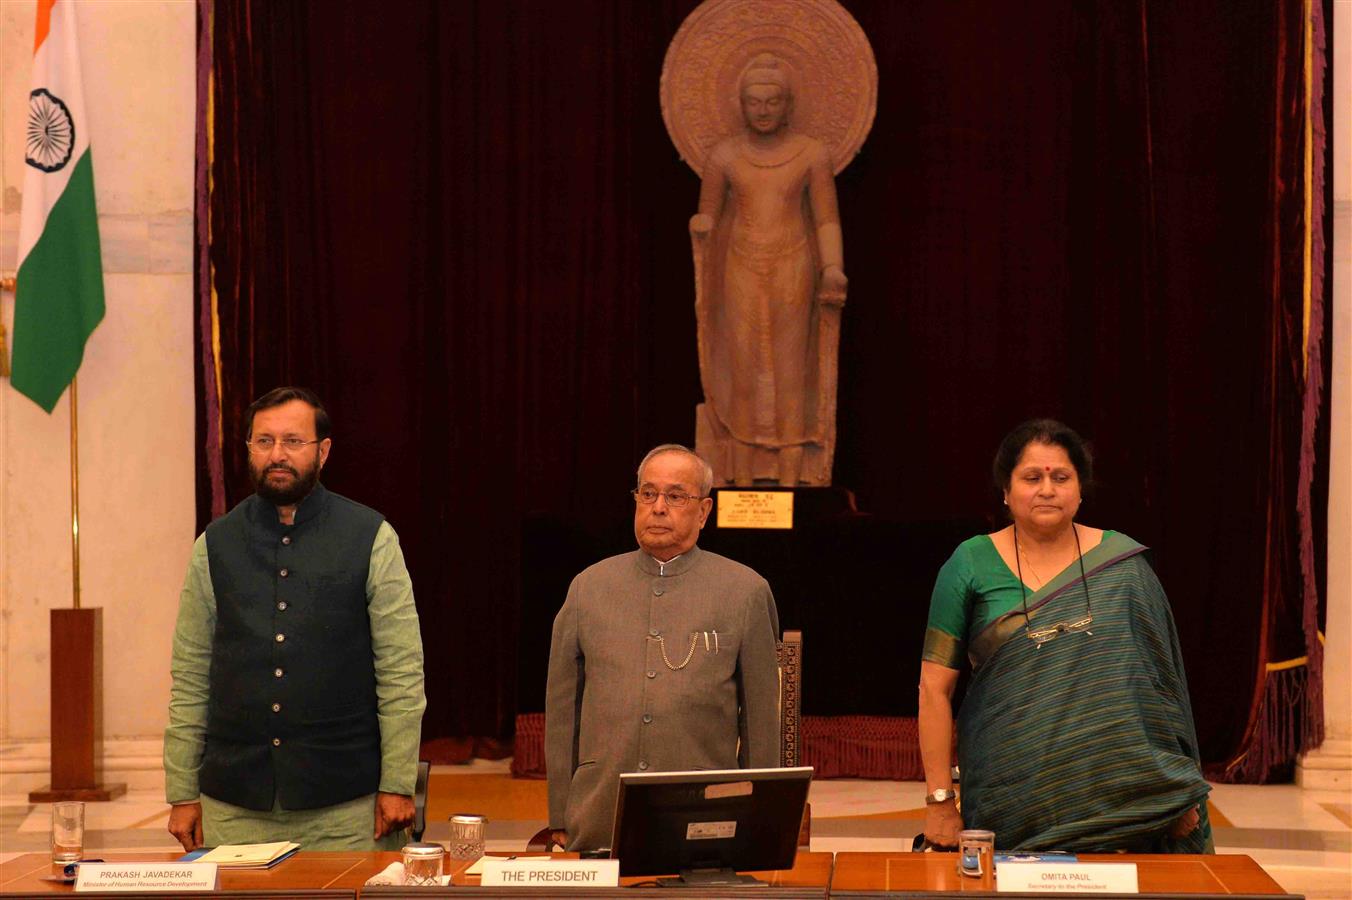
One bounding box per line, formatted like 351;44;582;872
996;862;1138;893
716;491;794;529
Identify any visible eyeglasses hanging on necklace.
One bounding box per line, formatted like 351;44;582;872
1014;523;1094;647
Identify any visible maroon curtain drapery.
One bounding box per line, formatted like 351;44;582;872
1218;0;1330;783
195;0;1330;777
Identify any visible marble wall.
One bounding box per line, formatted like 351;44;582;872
0;0;196;789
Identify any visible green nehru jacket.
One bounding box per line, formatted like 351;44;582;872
165;487;425;825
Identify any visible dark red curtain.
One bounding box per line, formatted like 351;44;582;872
196;0;1329;773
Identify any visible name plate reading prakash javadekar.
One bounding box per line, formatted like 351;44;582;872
716;491;794;529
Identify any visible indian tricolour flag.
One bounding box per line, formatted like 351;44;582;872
12;0;105;413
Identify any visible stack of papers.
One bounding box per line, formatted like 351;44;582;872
184;841;301;869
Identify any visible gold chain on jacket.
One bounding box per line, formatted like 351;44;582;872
649;633;699;670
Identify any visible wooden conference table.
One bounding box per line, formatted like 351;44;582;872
0;850;1299;897
0;851;831;898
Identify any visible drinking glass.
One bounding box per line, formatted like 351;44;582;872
401;842;445;885
448;814;487;860
51;801;84;877
957;828;995;885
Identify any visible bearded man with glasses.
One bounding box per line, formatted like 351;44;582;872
545;444;782;851
164;387;425;852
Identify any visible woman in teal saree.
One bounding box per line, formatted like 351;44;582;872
918;419;1211;853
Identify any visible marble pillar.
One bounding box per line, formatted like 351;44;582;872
1296;0;1351;791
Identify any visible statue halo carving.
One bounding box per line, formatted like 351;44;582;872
660;0;878;177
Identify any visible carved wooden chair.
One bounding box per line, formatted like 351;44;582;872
779;629;811;849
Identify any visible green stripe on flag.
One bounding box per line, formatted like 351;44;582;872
12;150;106;413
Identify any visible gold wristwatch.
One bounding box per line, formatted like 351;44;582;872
924;789;957;804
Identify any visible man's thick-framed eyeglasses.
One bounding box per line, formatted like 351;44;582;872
246;437;321;454
632;488;704;508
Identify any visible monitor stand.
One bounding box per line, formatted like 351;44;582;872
657;869;767;887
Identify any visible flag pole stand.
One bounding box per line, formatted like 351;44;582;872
29;377;126;803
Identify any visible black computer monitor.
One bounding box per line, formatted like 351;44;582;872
610;766;813;885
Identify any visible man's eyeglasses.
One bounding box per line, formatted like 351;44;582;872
246;437;321;454
632;488;703;508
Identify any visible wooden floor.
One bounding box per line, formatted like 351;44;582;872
427;772;548;822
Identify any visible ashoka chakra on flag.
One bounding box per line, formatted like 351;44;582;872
27;88;75;173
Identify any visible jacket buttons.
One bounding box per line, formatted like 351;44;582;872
279;568;289;578
274;668;284;678
277;601;288;611
642;714;652;724
275;633;285;643
638;761;649;770
271;738;281;747
653;588;664;596
646;670;656;679
281;535;292;545
271;702;282;713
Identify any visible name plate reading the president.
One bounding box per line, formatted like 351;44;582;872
716;491;793;529
996;862;1138;893
76;863;218;892
479;858;619;888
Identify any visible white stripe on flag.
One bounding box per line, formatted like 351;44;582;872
18;0;93;267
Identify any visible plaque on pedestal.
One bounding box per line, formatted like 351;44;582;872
715;489;795;529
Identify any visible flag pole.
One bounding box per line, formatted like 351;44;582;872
28;369;124;801
0;274;12;377
18;0;122;804
71;374;81;609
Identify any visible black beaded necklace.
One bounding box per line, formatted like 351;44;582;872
1013;522;1094;647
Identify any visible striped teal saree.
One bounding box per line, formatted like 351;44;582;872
956;532;1213;852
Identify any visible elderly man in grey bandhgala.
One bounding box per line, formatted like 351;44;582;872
545;444;782;851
